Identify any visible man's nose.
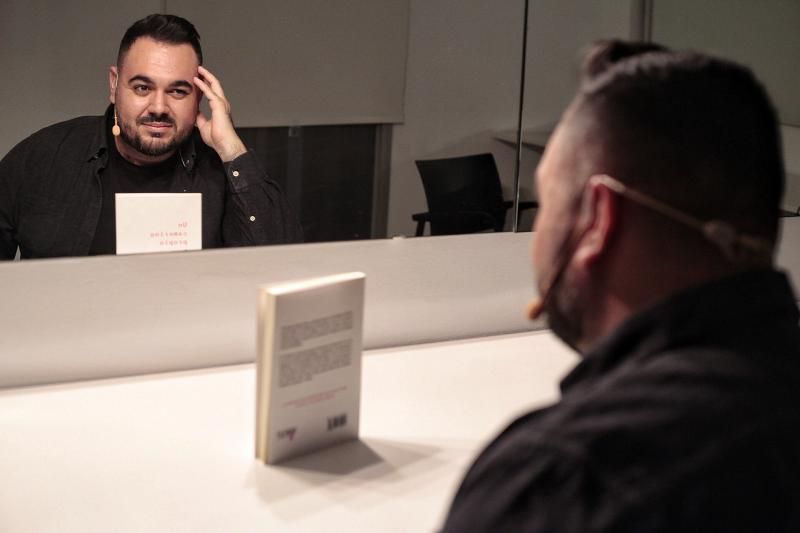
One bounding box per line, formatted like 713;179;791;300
148;90;168;115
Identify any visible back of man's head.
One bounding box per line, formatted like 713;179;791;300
117;13;203;67
571;40;784;256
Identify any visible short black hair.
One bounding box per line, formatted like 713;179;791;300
117;14;202;66
572;39;784;244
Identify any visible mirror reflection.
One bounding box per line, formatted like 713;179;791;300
520;0;800;220
2;1;799;261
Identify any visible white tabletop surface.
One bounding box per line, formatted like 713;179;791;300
0;330;577;533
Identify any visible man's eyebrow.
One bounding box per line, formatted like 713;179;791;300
126;75;193;89
128;75;154;85
169;80;194;90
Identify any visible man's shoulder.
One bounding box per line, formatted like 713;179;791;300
445;349;800;531
27;115;103;143
552;344;800;446
7;115;104;160
477;343;800;485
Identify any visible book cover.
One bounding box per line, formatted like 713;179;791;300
255;272;365;464
115;193;202;255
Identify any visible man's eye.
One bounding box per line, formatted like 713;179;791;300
169;89;190;99
133;85;151;95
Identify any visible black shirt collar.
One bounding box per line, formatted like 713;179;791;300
560;269;799;393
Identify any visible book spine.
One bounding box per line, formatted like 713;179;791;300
255;290;277;462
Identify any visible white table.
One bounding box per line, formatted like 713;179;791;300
0;331;577;533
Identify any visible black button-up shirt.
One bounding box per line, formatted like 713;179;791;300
0;107;302;259
443;270;800;532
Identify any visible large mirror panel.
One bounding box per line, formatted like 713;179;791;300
0;0;528;255
5;1;798;261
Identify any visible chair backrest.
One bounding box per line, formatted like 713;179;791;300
415;153;507;234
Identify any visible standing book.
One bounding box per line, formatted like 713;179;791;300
255;272;365;464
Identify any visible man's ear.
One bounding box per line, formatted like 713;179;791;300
573;174;620;268
108;66;118;104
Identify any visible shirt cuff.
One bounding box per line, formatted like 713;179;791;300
223;151;258;193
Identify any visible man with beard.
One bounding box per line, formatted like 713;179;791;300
0;14;301;259
442;41;800;531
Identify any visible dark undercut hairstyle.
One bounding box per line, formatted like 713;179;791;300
117;14;203;66
572;39;784;245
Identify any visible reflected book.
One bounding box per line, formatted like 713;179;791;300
255;272;365;464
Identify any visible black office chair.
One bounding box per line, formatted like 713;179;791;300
412;153;537;236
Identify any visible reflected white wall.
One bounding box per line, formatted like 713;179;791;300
0;1;160;157
386;0;633;238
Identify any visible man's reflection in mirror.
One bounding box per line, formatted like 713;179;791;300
0;13;302;260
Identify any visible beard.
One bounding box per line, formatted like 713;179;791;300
118;113;190;157
542;267;585;352
534;219;586;352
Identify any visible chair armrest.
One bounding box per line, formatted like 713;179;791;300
410;210;498;236
502;200;538;211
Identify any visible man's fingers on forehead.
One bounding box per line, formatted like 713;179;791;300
194;79;228;108
194;76;215;96
197;66;219;83
196;66;227;97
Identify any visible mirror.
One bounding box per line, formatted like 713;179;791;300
2;1;799;261
1;0;536;257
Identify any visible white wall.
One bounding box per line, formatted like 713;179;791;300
385;0;524;237
521;0;632;127
0;0;160;157
386;0;633;238
166;0;409;127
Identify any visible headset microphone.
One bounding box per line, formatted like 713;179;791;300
525;217;591;321
112;107;121;137
525;295;546;321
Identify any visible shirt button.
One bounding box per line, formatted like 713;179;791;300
232;170;240;177
249;216;256;222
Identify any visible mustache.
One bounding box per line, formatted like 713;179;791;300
137;114;175;126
